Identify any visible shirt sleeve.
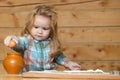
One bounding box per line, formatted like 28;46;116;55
54;51;69;66
13;36;28;52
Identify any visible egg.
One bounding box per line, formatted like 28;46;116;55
8;39;16;47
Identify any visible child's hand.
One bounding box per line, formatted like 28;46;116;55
65;61;81;70
4;36;17;48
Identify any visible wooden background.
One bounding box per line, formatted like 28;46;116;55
0;0;120;74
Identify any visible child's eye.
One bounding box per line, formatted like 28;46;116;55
34;26;39;28
43;27;50;30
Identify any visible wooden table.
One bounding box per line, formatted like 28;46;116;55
0;73;120;80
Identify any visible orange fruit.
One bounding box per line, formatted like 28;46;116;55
8;39;16;47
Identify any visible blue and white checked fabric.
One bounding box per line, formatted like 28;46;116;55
13;35;68;72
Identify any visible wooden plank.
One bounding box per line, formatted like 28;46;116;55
0;13;27;27
22;71;120;79
54;0;120;10
62;45;120;60
0;10;120;27
0;0;120;12
0;0;52;6
57;10;120;26
59;27;120;43
0;27;120;43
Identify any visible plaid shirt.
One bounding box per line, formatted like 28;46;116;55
13;35;68;72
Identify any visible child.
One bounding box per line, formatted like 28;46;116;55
4;5;80;72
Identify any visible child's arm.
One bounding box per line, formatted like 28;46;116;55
54;51;81;70
4;36;27;51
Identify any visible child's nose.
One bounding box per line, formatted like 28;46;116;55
38;29;43;34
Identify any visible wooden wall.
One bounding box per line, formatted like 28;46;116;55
0;0;120;74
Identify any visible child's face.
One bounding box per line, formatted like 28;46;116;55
31;15;51;41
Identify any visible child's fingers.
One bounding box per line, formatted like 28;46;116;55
4;36;12;46
4;36;17;47
73;65;81;70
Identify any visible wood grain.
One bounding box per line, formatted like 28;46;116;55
0;0;120;72
0;10;120;27
0;0;120;12
22;71;120;79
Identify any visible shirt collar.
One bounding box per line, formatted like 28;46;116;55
33;38;51;43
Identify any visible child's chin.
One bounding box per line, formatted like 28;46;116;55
36;38;44;41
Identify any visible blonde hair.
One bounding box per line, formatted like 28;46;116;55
21;5;62;57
